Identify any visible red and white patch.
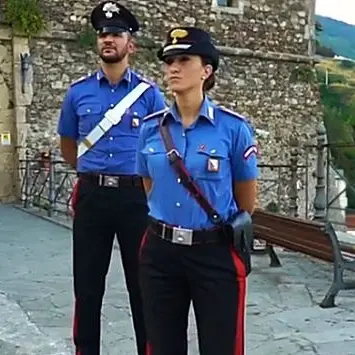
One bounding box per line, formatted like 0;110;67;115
132;118;140;127
243;145;258;159
207;158;220;172
198;144;206;151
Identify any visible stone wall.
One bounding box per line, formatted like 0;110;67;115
0;0;324;217
42;0;313;55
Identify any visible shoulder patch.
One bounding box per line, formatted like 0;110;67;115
70;74;91;87
143;108;169;121
218;106;248;121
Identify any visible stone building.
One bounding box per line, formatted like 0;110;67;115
0;0;322;217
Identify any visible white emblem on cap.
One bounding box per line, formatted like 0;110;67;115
102;2;120;18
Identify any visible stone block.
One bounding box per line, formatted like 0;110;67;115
14;106;27;125
0;150;15;170
0;151;16;201
0;77;10;110
0;109;13;125
51;81;64;89
0;117;16;200
15;122;29;149
0;26;11;41
1;61;12;75
0;44;8;64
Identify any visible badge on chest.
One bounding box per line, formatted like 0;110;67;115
131;117;140;128
124;108;141;128
197;145;221;173
207;158;220;172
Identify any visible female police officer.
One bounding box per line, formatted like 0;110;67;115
136;26;259;355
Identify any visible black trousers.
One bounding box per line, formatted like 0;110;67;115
72;177;148;355
139;228;248;355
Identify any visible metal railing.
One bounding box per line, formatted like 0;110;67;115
18;151;76;217
257;162;308;216
324;143;355;230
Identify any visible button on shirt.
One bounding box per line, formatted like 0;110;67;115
57;69;166;174
136;96;259;230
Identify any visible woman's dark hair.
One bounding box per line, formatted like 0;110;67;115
201;56;216;91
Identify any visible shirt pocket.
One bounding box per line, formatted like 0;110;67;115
195;149;229;181
122;110;143;134
77;103;102;135
129;102;148;131
141;142;167;179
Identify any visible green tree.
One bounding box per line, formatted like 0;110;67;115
320;83;355;208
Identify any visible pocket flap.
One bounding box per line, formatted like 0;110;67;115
197;148;228;159
141;144;166;155
77;103;102;116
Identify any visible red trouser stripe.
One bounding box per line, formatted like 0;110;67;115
145;342;153;355
230;248;247;355
139;230;152;355
73;299;82;355
70;179;80;217
139;229;149;259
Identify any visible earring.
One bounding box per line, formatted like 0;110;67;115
201;76;206;80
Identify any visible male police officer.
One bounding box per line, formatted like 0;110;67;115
57;2;166;354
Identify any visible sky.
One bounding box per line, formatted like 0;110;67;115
316;0;355;25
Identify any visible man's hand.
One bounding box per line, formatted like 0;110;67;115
60;137;77;168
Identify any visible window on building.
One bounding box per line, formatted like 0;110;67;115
216;0;234;6
212;0;243;15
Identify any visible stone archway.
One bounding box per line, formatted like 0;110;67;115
0;26;33;203
0;39;15;202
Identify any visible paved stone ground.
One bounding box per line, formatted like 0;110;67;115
1;204;355;355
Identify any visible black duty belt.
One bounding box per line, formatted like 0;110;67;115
148;217;224;246
78;173;142;188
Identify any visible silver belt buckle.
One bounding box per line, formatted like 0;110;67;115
102;175;119;187
172;226;193;245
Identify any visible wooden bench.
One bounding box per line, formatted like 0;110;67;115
252;209;355;308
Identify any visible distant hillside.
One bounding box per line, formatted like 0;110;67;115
316;15;355;60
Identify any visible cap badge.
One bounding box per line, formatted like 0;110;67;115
170;29;188;44
102;2;120;18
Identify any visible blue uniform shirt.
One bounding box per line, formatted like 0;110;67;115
136;96;259;229
57;68;166;174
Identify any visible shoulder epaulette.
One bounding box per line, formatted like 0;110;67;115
70;74;91;87
219;106;257;135
135;72;156;86
143;108;169;121
218;106;248;121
